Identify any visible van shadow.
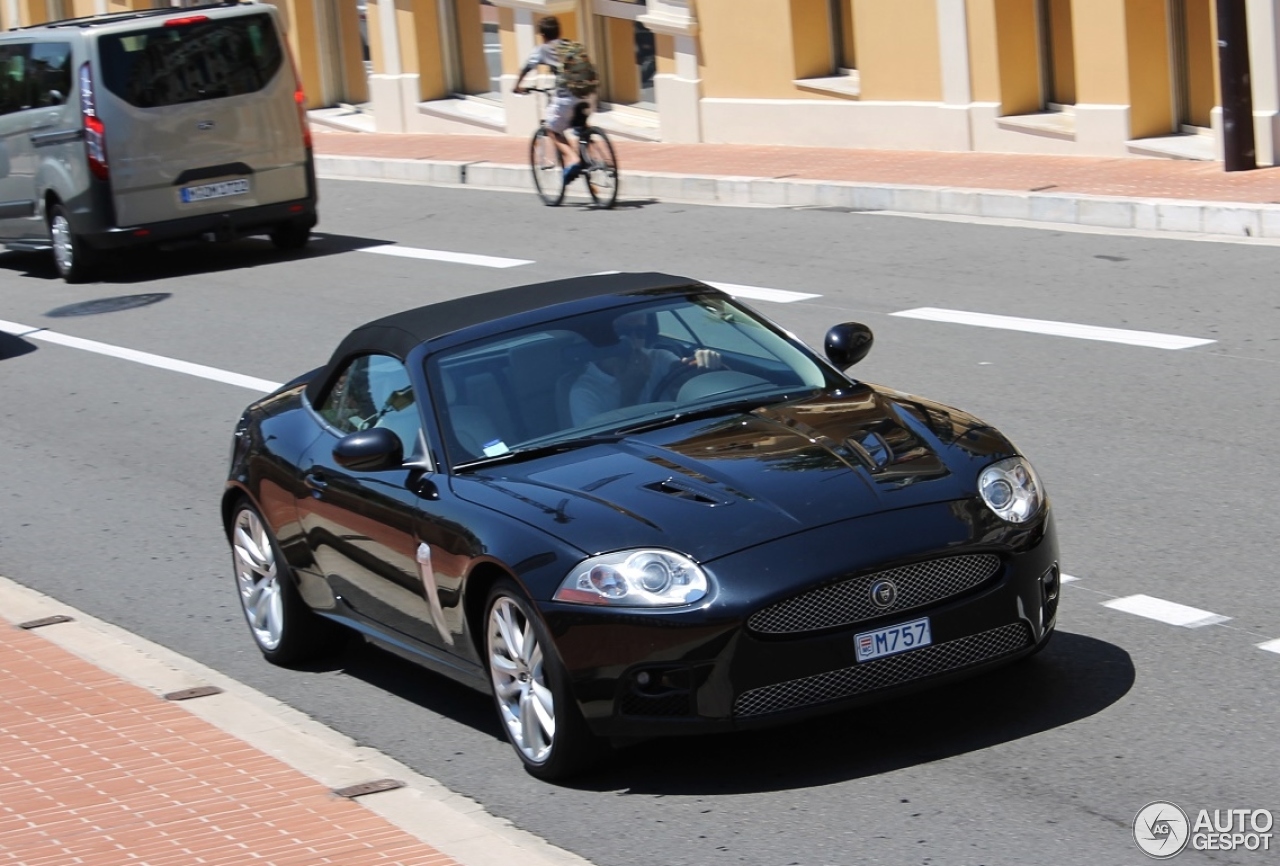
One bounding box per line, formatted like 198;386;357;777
0;233;396;284
304;629;1131;791
579;631;1133;794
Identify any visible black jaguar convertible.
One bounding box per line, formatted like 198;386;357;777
222;272;1059;780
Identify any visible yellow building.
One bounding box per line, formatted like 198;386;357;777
10;1;1280;165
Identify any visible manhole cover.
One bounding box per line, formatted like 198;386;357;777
45;293;171;318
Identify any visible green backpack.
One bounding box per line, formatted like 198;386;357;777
556;40;599;98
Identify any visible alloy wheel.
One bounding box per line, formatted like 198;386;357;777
50;212;73;276
232;507;284;651
487;595;555;765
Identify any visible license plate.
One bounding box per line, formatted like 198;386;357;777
855;617;932;662
180;179;250;203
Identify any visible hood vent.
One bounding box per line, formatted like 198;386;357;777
644;478;727;506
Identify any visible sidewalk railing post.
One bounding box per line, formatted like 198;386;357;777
1216;0;1256;172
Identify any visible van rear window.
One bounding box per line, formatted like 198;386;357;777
98;12;283;108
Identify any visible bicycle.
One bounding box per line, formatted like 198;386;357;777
524;87;619;209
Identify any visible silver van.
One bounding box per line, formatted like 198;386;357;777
0;0;317;282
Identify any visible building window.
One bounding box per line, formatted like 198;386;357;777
593;0;655;110
1037;0;1075;108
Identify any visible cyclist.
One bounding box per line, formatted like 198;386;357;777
513;15;587;185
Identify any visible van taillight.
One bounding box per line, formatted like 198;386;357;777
78;62;108;181
284;48;311;149
294;87;311;149
164;15;209;26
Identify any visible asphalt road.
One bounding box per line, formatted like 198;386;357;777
2;179;1278;866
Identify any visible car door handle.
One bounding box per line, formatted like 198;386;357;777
303;471;328;493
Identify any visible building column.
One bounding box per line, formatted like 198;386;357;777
639;0;700;142
1071;0;1173;155
1246;0;1280;165
936;0;972;150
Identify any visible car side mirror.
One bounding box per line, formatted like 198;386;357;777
333;427;404;472
824;322;874;370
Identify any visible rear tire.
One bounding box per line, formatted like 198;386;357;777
48;202;99;283
582;127;619;209
270;220;312;250
230;499;341;666
529;127;565;207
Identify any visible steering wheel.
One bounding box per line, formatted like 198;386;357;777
652;361;702;402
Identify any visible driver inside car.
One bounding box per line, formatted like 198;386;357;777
568;311;725;426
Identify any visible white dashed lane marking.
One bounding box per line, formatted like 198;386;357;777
0;319;281;393
1258;639;1280;655
1102;594;1231;628
890;308;1215;350
357;245;534;269
703;281;820;303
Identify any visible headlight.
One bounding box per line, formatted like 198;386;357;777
554;549;708;607
978;456;1044;523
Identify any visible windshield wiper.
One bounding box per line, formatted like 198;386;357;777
452;434;623;470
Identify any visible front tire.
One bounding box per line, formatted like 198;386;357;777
485;579;606;780
48;202;99;283
529;127;565;207
230;500;340;665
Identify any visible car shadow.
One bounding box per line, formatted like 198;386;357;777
571;631;1133;794
293;632;504;740
0;330;37;360
300;628;1132;789
0;233;397;284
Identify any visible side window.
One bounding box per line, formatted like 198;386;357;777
30;42;72;107
0;45;31;115
316;355;424;461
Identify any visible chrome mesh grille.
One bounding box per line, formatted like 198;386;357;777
733;622;1031;718
747;554;1001;635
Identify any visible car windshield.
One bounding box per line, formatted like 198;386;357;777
428;293;839;469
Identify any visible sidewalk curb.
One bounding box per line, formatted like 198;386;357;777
0;575;595;866
315;153;1280;239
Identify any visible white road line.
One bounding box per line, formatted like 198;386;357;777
703;281;820;303
0;319;281;393
890;308;1215;350
1258;639;1280;655
357;245;533;269
1060;574;1080;583
1103;594;1231;628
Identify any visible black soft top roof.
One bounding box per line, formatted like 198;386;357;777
304;272;712;403
339;272;708;359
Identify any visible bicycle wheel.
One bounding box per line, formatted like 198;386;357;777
529;127;565;206
581;127;619;209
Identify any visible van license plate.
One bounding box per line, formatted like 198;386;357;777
855;617;932;663
180;179;250;203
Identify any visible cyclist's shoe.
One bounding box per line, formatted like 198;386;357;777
563;163;584;184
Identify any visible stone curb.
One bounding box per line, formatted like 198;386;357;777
0;576;595;866
315;153;1280;239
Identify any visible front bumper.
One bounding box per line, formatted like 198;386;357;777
541;500;1059;738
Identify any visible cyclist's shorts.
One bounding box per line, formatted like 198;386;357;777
545;95;587;133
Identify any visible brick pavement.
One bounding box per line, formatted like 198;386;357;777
0;623;461;866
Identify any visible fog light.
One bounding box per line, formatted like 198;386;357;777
1041;564;1059;602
